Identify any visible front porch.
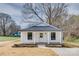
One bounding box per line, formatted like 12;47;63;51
20;31;63;44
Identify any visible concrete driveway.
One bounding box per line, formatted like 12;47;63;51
51;48;79;56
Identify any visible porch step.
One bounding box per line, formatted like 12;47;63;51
38;44;46;48
46;44;62;47
12;44;38;47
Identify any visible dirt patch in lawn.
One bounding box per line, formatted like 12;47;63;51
0;41;20;47
0;47;57;56
0;41;57;56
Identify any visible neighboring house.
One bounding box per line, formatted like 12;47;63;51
19;22;63;45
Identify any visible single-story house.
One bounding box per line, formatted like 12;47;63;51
19;22;63;45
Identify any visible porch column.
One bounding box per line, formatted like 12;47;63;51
47;32;50;44
56;31;63;44
33;32;36;44
60;31;63;44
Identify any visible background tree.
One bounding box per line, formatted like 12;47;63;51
6;20;20;35
0;13;19;36
64;15;79;38
22;3;68;27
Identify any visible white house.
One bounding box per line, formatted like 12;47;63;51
19;22;63;45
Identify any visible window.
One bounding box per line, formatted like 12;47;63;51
40;33;43;38
28;32;32;40
51;32;56;40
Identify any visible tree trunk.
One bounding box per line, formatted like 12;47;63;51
3;28;6;36
3;31;6;36
3;24;6;36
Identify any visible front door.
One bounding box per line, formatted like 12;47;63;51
39;33;44;42
39;32;47;43
39;32;48;43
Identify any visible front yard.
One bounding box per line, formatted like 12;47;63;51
0;47;57;56
0;36;57;56
2;36;79;55
0;41;57;56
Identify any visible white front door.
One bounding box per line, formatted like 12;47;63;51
39;32;47;43
39;33;43;42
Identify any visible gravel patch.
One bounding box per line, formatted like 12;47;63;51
51;48;79;56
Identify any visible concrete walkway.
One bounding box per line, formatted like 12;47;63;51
37;44;79;56
51;48;79;56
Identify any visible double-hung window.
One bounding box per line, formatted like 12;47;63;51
51;32;56;40
28;32;32;40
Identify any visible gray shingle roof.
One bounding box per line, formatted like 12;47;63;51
19;23;62;31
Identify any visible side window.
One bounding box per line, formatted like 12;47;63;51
28;32;32;40
40;33;43;38
51;32;56;40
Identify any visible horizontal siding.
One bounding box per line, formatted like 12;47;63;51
20;31;63;44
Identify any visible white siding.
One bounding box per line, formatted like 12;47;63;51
33;32;37;43
49;31;62;44
47;32;50;44
57;31;63;44
21;32;34;44
33;32;48;43
21;32;27;43
20;31;63;44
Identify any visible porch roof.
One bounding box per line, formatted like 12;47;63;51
19;23;62;31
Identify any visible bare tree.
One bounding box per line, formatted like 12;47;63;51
22;3;68;26
6;20;20;35
0;13;18;36
64;15;79;37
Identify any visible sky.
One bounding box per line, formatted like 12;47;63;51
68;3;79;15
0;3;79;26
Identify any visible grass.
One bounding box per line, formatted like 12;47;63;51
65;36;79;43
64;36;79;47
70;39;79;44
0;36;20;42
63;42;79;48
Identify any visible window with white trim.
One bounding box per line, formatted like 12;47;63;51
28;32;32;40
51;32;56;40
40;33;43;38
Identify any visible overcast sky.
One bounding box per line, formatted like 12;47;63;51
0;3;79;25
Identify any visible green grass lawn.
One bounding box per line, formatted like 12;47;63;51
69;39;79;44
0;36;20;42
65;37;79;44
